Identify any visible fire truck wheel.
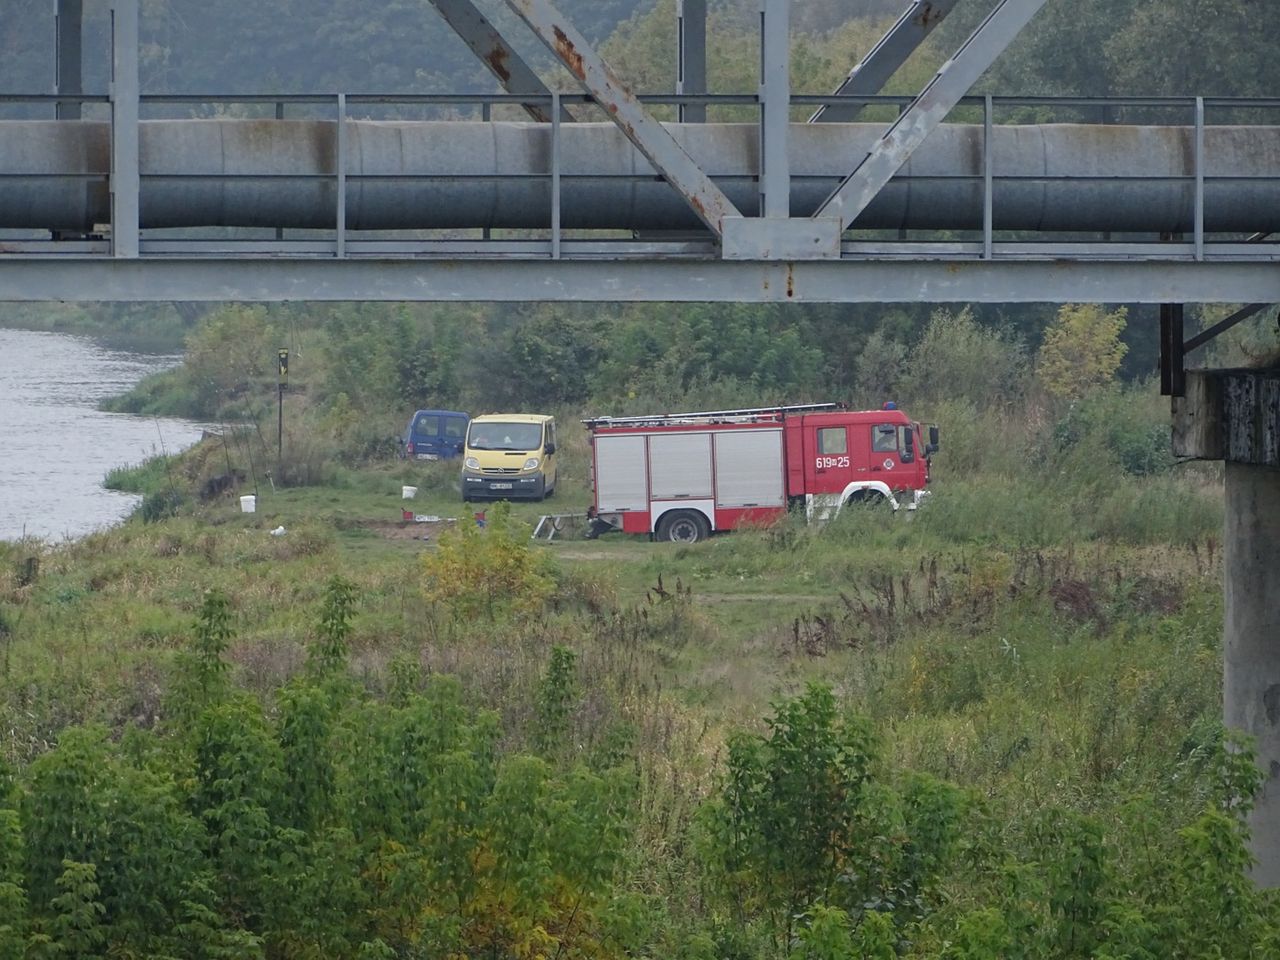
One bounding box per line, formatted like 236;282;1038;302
847;490;885;507
656;510;710;544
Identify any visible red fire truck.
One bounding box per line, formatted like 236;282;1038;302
584;403;937;543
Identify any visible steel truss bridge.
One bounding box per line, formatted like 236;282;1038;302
2;0;1279;310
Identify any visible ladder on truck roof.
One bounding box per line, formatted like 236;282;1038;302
583;402;840;429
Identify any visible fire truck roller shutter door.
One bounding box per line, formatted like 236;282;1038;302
649;433;713;500
714;429;784;508
595;435;648;512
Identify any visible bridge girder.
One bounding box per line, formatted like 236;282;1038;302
0;257;1276;305
501;0;742;236
809;0;962;124
815;0;1052;234
427;0;571;123
11;0;1279;302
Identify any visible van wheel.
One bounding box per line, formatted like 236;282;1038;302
655;510;710;544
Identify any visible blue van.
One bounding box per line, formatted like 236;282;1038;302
401;409;470;461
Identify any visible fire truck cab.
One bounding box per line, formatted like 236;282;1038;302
584;403;935;543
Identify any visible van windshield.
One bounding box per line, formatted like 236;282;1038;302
468;422;543;451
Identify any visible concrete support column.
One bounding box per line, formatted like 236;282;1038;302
1225;461;1280;886
1177;367;1280;886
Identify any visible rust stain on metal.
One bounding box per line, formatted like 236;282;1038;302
552;27;586;82
786;265;795;298
484;45;512;84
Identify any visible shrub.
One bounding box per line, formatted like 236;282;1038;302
422;502;553;619
1052;384;1175;477
138;489;185;524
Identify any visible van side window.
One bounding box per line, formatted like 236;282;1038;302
548;421;556;448
818;427;847;455
414;415;441;437
872;424;897;453
444;418;466;438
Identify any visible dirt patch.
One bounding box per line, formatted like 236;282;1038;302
1049;578;1104;626
1126;575;1184;617
357;519;457;541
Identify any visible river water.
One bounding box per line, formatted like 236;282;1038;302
0;328;208;543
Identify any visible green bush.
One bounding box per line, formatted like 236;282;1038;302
1053;384;1176;477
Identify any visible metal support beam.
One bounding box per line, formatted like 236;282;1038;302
983;93;994;259
809;0;961;123
551;92;562;258
428;0;570;123
815;0;1050;233
758;0;790;219
722;0;841;259
109;0;139;258
336;93;347;258
1160;303;1186;397
1194;96;1205;260
1185;303;1272;353
677;0;706;123
502;0;741;236
56;0;83;120
2;258;1278;305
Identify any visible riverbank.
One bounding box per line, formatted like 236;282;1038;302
0;328;209;541
0;303;196;354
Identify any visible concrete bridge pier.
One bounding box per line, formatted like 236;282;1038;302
1175;367;1280;885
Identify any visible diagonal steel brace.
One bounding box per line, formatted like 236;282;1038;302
428;0;571;123
815;0;1050;233
502;0;741;236
809;0;961;123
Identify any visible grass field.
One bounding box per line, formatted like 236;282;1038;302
3;412;1270;956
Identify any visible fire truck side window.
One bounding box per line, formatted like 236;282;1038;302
817;427;847;455
872;424;897;453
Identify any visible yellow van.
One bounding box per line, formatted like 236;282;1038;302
461;414;558;502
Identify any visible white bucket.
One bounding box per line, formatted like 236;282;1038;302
402;485;418;500
239;495;256;514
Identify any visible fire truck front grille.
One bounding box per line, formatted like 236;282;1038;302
481;467;520;475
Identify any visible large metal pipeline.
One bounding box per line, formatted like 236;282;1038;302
3;119;1279;233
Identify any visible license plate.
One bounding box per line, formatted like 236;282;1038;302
491;482;513;490
415;453;438;461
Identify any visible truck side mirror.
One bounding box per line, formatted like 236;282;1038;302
545;442;557;455
927;425;940;455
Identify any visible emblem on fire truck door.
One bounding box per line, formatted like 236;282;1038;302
883;458;895;470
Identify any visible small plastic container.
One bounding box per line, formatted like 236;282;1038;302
240;495;256;514
402;485;418;500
